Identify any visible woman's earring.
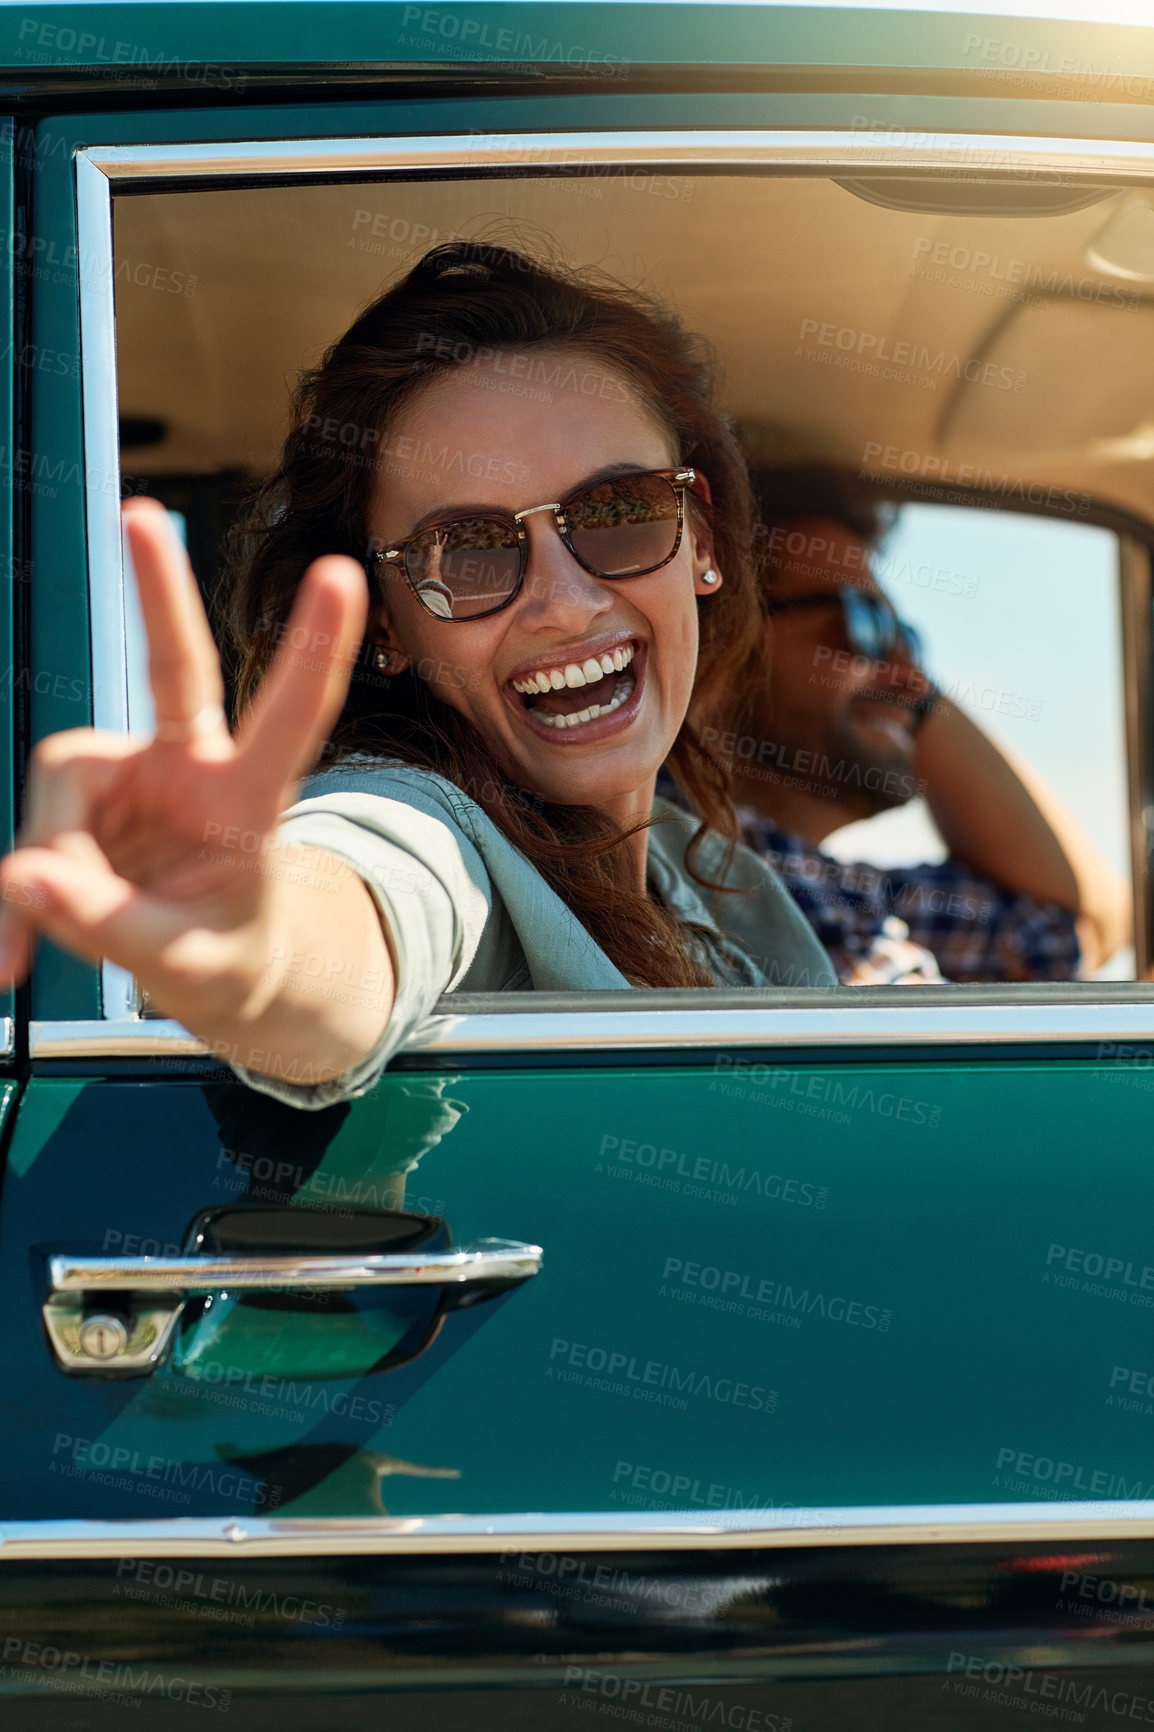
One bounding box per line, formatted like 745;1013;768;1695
702;568;719;585
374;648;394;673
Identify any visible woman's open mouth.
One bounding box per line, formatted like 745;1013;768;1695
506;638;644;740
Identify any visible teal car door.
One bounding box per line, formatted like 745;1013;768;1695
12;1039;1154;1521
5;51;1154;1531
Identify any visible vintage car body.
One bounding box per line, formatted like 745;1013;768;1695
4;1;1154;1724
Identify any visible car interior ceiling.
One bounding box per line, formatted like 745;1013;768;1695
112;171;1154;524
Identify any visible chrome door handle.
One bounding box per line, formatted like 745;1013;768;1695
42;1238;542;1373
48;1238;542;1293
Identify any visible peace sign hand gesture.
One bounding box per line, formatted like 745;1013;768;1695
0;499;393;1083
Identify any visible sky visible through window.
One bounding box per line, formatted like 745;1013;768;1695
823;504;1129;891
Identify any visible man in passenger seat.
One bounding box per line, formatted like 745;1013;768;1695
703;463;1131;984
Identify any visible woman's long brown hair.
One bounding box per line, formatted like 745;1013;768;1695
226;243;763;988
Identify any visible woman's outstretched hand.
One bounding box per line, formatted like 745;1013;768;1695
0;499;393;1082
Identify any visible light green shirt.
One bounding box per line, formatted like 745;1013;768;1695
235;762;835;1109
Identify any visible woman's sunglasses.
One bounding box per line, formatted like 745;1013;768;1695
765;587;925;666
368;467;697;622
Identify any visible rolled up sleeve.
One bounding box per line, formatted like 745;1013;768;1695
229;792;492;1110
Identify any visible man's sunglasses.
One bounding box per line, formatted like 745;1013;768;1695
368;467;698;622
765;587;925;666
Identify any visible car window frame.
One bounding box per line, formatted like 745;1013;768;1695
29;121;1154;1062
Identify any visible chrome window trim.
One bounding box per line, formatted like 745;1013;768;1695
27;1001;1154;1057
72;126;1154;1037
1119;533;1153;979
78;131;1154;186
31;1019;209;1058
76;153;139;1023
3;1501;1154;1559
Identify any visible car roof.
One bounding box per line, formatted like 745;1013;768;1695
0;2;1151;79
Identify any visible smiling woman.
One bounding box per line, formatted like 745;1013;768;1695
0;242;833;1107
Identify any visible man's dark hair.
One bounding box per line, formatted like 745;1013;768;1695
749;463;897;586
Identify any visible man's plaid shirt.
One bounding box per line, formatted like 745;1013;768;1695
738;812;1082;984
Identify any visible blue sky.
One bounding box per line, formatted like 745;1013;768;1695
825;504;1129;891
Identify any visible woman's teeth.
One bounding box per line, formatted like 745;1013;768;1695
511;641;637;732
533;671;635;729
512;642;633;696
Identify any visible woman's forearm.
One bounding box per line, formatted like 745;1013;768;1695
153;843;395;1087
915;696;1131;970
